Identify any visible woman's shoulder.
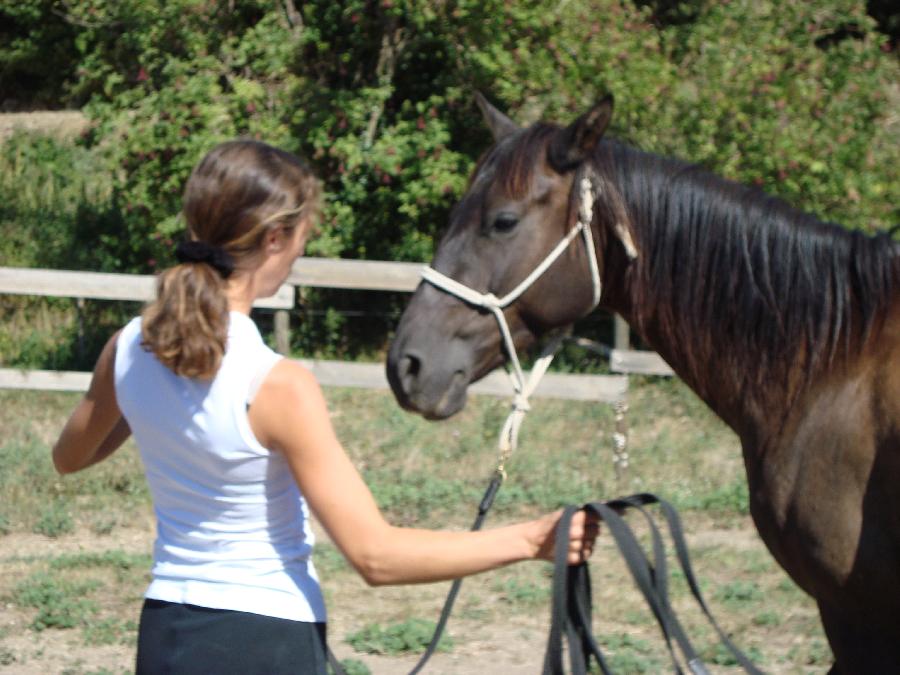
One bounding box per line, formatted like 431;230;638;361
259;359;319;397
247;359;328;451
253;359;326;422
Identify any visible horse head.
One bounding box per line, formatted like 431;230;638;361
387;94;636;419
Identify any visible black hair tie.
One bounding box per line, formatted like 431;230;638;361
175;240;235;279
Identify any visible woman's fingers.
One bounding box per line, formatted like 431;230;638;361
534;509;601;564
565;511;600;565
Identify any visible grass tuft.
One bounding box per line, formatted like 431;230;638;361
13;572;100;631
33;501;74;537
345;618;452;656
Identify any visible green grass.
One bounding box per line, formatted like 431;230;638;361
313;542;350;576
0;391;148;535
49;550;152;575
0;129;147;373
0;378;749;533
0;381;831;671
752;610;781;627
6;549;148;645
13;572;100;631
345;617;452;656
0;130;114;270
33;500;75;537
82;617;139;647
715;580;765;608
601;633;663;673
336;659;371;675
493;576;551;606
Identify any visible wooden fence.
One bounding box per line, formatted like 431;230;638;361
0;261;673;401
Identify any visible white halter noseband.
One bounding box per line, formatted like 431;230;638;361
420;171;603;470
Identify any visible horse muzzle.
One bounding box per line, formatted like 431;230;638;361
386;333;473;420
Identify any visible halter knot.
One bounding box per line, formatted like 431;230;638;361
511;394;531;413
579;175;595;224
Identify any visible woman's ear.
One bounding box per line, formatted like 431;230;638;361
264;226;287;254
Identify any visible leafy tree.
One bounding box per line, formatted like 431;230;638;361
654;0;898;229
1;0;896;360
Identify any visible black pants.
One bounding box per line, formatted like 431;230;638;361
136;599;328;675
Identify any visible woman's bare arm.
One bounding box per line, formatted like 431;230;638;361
53;331;132;474
249;359;595;586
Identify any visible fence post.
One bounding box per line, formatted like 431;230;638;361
614;314;630;351
274;310;290;355
76;297;86;363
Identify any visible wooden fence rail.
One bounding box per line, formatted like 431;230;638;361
285;259;672;376
0;266;293;308
0;364;629;403
288;258;422;292
0;262;672;400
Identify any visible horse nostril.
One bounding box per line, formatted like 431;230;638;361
400;353;421;388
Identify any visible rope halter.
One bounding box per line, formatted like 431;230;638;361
420;169;602;474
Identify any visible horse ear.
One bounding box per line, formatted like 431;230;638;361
475;91;519;141
549;94;614;171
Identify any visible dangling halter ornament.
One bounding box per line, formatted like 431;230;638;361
420;168;603;476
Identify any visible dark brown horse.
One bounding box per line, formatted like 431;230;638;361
386;94;900;672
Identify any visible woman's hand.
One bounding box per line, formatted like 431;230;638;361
530;509;600;565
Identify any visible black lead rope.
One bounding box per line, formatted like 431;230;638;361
543;505;613;675
327;472;505;675
408;472;504;675
542;493;766;675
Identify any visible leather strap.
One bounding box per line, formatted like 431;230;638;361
542;494;764;675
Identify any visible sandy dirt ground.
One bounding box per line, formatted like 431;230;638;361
0;515;827;675
0;524;551;675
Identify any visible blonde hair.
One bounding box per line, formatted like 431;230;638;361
141;140;321;379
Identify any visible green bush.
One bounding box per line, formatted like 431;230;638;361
11;0;895;265
1;0;896;361
0;130;119;269
657;0;898;230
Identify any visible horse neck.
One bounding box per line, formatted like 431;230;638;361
595;141;900;439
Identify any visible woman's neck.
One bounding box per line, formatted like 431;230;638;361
226;274;257;315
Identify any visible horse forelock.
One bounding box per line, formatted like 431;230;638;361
595;140;899;395
471;123;559;200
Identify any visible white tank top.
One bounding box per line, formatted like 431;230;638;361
114;312;326;622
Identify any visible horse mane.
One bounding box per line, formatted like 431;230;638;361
592;139;899;394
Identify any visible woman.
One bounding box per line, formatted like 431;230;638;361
52;139;597;673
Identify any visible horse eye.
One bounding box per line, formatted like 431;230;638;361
493;213;519;233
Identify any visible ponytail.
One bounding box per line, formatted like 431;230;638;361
141;263;230;379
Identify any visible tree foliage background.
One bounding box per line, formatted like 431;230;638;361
1;0;898;361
